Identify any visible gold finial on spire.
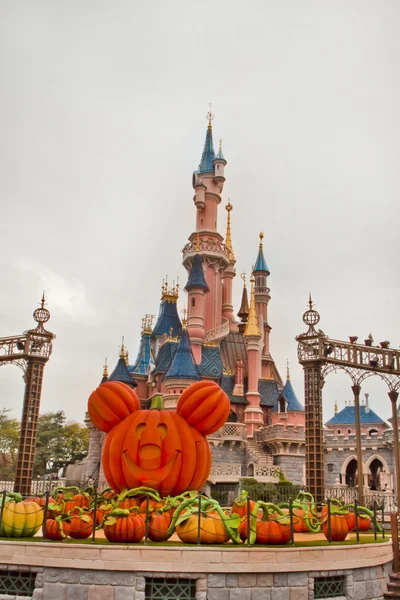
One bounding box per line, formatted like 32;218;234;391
103;358;108;378
225;199;235;263
219;138;223;151
142;314;155;334
240;272;247;287
161;276;179;303
244;274;262;338
125;350;129;366
207;103;214;128
259;232;264;247
334;400;338;415
286;359;290;380
182;308;188;330
119;336;126;358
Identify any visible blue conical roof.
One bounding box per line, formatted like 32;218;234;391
109;357;138;388
254;244;270;274
130;333;153;376
163;329;201;380
282;379;304;411
198;126;215;174
153;299;182;338
184;254;209;292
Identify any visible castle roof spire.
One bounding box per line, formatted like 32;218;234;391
286;359;290;381
225;200;235;263
244;274;262;338
237;273;250;322
215;138;227;163
253;232;270;274
197;106;216;174
163;329;201;381
184;253;209;292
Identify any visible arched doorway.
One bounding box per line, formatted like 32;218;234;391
368;458;383;490
346;458;358;487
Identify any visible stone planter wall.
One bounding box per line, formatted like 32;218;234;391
0;540;393;600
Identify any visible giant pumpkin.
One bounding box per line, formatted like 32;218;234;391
88;381;140;432
89;381;230;496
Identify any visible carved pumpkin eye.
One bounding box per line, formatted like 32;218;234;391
157;423;167;439
135;423;146;438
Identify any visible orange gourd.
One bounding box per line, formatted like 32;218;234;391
96;382;230;496
147;512;171;542
322;514;348;542
104;511;145;543
42;518;70;541
176;380;230;435
256;519;291;545
68;510;94;540
88;381;140;432
176;512;229;544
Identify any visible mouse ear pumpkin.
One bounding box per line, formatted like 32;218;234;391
88;381;140;432
176;380;230;435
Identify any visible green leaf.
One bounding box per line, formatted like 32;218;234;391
80;515;91;523
175;510;193;526
105;517;117;526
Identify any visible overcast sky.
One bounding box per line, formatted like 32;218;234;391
0;1;399;425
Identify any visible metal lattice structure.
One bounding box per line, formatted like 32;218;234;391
0;570;36;596
145;578;196;600
314;576;345;599
296;296;400;504
0;295;55;495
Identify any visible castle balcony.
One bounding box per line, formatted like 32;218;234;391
182;238;230;268
208;422;247;443
208;463;242;483
256;424;305;444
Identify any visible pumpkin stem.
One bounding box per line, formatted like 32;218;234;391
150;395;164;410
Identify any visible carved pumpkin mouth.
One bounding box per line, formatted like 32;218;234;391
122;450;179;483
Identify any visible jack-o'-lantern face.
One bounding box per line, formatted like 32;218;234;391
121;408;182;485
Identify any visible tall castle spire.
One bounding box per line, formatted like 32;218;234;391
244;274;261;338
197;106;216;174
225;200;235;263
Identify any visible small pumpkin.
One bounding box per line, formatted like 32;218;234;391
24;496;47;508
139;498;163;514
42;518;70;541
322;514;348;542
0;496;43;538
88;381;140;432
103;510;145;543
256;519;290;545
67;509;94;540
232;491;256;519
147;511;172;542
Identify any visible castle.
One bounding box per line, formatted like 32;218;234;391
83;111;307;491
81;114;396;500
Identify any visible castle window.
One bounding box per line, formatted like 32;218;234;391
348;429;351;434
369;428;378;436
337;429;341;434
279;398;286;413
217;164;219;170
191;298;195;308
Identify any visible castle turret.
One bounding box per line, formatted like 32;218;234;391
163;327;201;409
152;278;182;356
109;338;138;388
183;110;230;337
243;275;263;437
213;138;227;188
185;245;209;364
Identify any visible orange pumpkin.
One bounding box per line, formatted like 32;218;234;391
176;380;230;435
256;519;291;545
42;518;70;541
322;514;348;542
68;510;93;540
102;396;212;496
64;493;91;514
104;511;145;543
147;512;171;542
88;381;140;432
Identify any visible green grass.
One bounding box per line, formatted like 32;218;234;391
0;535;388;547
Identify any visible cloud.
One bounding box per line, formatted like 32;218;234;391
14;258;94;321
